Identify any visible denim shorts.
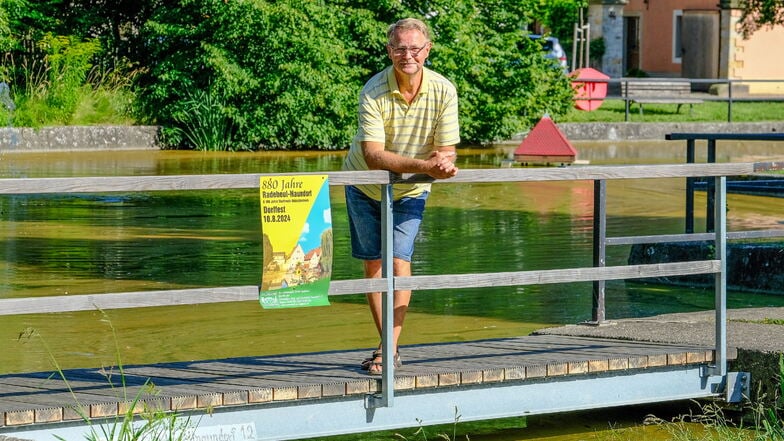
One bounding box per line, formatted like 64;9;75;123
345;185;429;262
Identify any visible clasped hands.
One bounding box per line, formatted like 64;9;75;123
425;150;458;179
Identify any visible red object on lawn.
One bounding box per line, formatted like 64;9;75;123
572;67;609;111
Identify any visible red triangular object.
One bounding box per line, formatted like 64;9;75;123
514;116;577;164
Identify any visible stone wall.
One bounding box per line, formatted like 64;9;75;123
1;122;783;151
629;241;784;294
0;126;161;152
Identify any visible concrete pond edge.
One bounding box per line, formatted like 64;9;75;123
2;122;784;152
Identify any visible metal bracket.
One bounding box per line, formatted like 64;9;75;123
699;368;750;403
725;371;750;403
700;364;721;377
364;393;385;409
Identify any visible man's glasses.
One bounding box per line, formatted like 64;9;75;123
389;44;428;57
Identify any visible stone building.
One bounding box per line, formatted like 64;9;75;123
588;0;784;95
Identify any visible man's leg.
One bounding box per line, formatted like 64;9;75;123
364;257;411;356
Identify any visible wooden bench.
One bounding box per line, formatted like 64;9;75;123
621;79;704;116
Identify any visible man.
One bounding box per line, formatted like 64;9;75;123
343;17;460;375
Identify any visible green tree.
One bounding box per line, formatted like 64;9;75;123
420;0;574;139
531;0;587;42
8;0;161;66
320;229;333;278
4;0;576;145
137;0;377;150
1;0;141;126
739;0;784;38
0;0;17;53
138;0;573;149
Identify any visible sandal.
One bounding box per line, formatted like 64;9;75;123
360;350;381;371
367;352;402;376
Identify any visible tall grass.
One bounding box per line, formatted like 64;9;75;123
18;311;197;441
169;86;238;151
395;408;466;441
1;35;137;128
645;354;784;441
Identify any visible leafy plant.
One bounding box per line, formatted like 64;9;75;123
53;378;195;441
642;354;784;440
590;37;605;68
529;0;588;60
395;407;468;441
137;0;372;150
18;311;198;441
171;86;238;151
3;31;136;127
137;0;574;149
738;0;784;38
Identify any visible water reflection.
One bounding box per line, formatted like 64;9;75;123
1;141;784;376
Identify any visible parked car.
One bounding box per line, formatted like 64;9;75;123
528;34;568;73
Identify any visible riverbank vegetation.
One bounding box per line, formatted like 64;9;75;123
2;1;782;151
0;0;581;150
648;362;784;441
21;322;195;441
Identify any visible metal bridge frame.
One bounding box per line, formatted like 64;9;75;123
7;366;743;441
2;163;777;440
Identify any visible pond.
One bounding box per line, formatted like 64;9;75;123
1;139;783;439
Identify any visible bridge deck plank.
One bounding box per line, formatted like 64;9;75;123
0;335;718;427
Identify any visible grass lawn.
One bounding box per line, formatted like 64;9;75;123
559;99;784;123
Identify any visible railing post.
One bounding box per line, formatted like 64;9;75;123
685;139;695;234
714;176;727;376
727;79;733;123
379;180;395;406
706;140;717;233
623;79;630;122
591;179;607;324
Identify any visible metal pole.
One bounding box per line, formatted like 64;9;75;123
572;23;579;71
624;80;630;121
585;22;590;68
727;79;733;123
706;140;716;232
713;176;727;377
685;139;695;234
591;179;607;324
572;8;588;70
380;181;395;406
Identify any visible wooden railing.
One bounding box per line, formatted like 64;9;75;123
1;162;782;406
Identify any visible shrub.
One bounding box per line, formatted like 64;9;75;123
137;0;574;149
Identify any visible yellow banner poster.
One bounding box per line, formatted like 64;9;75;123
259;175;332;309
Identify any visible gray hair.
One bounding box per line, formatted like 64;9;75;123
387;18;431;45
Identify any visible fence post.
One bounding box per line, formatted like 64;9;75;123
591;179;607;324
623;79;630;122
713;176;727;377
380;180;395;406
706;140;717;232
727;79;733;123
685;139;695;234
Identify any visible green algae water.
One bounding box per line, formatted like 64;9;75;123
1;141;783;440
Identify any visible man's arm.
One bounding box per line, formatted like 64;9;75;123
362;141;458;179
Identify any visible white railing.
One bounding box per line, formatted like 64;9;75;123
2;162;782;406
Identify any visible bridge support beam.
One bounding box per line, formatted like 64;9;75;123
3;366;742;441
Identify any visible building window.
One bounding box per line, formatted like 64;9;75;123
672;10;683;64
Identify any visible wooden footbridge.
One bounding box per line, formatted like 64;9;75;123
2;162;780;440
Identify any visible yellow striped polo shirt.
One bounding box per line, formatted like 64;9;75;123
342;65;460;200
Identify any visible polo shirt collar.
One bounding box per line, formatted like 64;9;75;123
386;66;430;100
